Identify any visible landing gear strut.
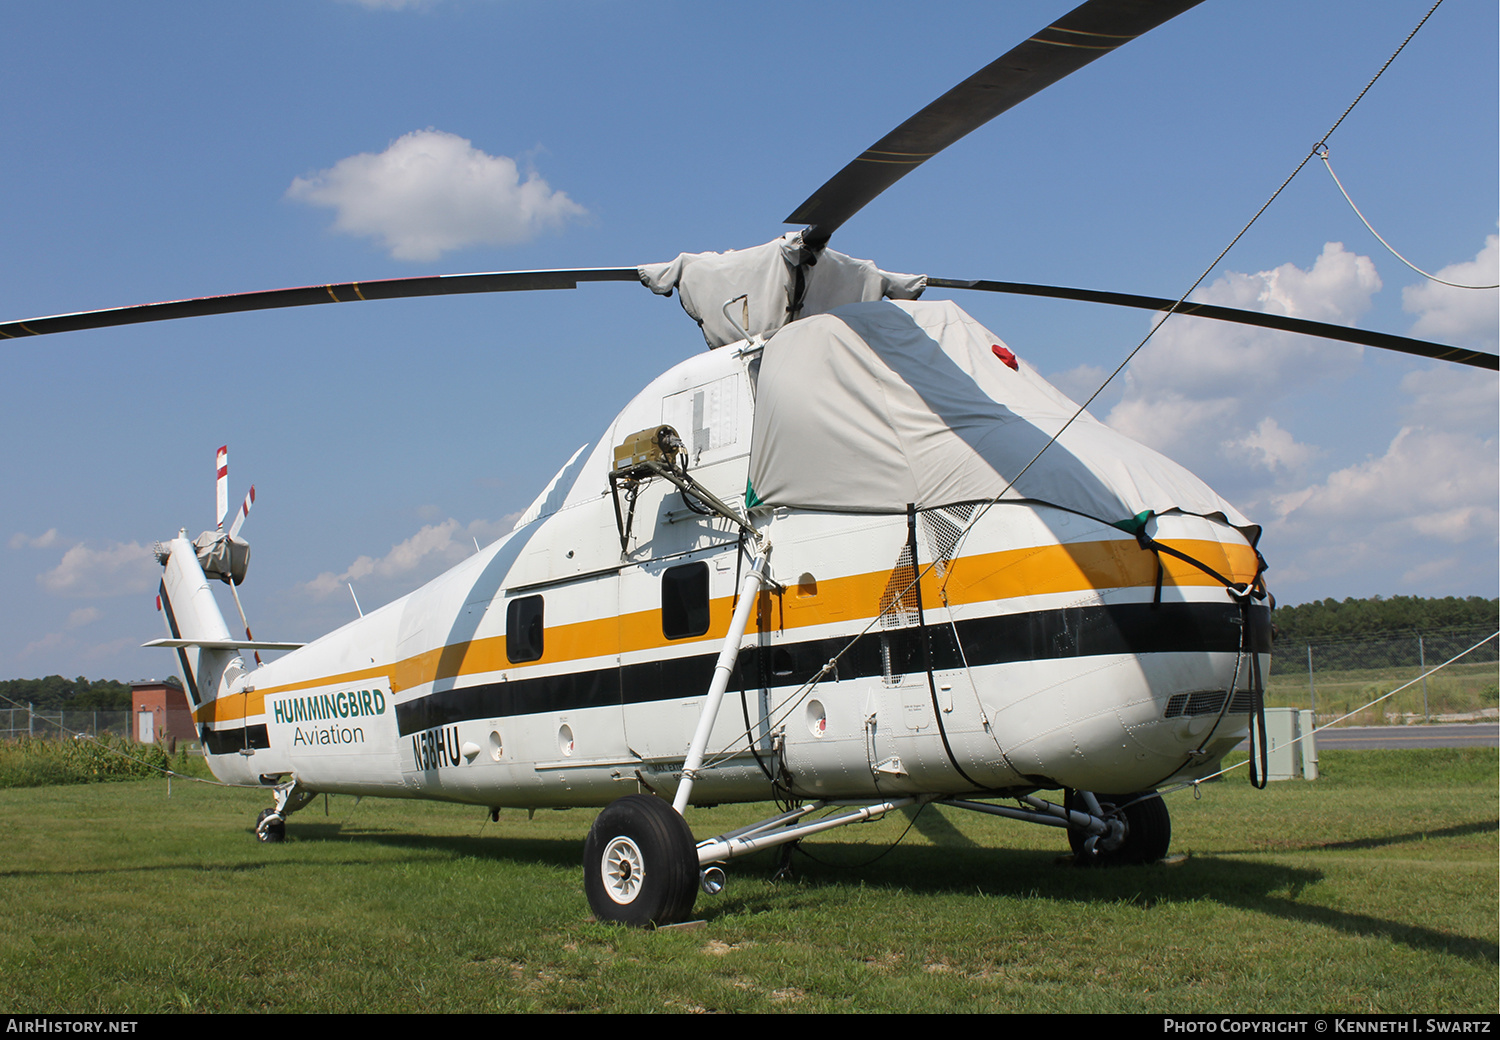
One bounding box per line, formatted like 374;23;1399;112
940;790;1170;865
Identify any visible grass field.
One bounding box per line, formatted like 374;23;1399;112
0;749;1494;1014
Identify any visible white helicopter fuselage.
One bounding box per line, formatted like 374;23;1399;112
171;305;1268;812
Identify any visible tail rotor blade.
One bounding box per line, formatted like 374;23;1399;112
229;485;255;539
215;446;229;529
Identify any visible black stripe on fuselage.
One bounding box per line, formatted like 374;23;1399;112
202;723;270;755
393;601;1270;736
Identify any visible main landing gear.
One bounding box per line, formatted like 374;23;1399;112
253;779;315;843
584;793;936;927
1064;789;1171;866
940;788;1170;866
583;794;700;927
582;787;1172;926
254;807;285;843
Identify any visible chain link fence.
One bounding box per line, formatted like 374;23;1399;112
0;707;132;741
1267;625;1499;724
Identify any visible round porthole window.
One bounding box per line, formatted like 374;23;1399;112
806;699;827;738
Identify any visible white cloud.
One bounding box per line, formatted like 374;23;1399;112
1087;242;1497;601
20;631;65;659
1199;240;1382;324
1224;417;1319;474
1398;365;1499;435
1105;243;1379;462
67;607;101;628
84;636;147;664
1263;423;1498;593
1402;231;1499;349
1105;389;1241;464
38;542;158;598
10;529;60;549
1122;243;1376;400
1272;426;1496;527
1046;363;1115;411
288;129;586;261
298;516;517;599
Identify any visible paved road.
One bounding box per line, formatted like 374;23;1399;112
1305;722;1498;749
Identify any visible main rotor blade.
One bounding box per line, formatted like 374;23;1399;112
787;0;1206;245
928;276;1500;370
0;268;640;339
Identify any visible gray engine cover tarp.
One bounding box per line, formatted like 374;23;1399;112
639;233;926;349
192;530;250;585
746;299;1255;537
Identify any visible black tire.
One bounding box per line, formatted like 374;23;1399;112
1065;790;1169;866
255;808;285;844
583;794;698;927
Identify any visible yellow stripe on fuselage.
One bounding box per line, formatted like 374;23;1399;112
198;537;1258;725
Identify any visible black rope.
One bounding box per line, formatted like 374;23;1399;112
907;504;985;791
1133;527;1264;599
1242;593;1270;790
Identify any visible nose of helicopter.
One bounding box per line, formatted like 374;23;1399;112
971;511;1270;793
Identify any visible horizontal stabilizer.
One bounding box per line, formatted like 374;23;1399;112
143;638;305;651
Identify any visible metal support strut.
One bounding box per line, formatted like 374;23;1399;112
673;543;770;815
695;797;929;866
942;793;1126;852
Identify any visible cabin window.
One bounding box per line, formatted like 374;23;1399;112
661;562;710;640
506;596;545;663
771;647;795;677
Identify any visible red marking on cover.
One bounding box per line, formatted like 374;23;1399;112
991;344;1018;371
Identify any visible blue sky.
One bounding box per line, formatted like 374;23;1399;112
1;0;1495;682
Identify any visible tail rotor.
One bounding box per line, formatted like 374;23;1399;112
208;447;262;665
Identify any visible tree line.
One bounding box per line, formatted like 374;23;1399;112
1272;595;1498;646
0;675;180;712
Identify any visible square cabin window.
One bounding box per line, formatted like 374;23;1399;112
662;562;710;640
506;595;544;663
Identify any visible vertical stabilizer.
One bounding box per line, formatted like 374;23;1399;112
155;532;244;712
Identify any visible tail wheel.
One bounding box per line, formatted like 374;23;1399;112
255;808;285;843
1065;790;1170;866
583;794;698;927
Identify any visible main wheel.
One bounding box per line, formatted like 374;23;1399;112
255;808;285;843
583;794;698;927
1065;790;1169;866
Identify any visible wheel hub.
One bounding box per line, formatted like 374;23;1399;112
602;836;645;905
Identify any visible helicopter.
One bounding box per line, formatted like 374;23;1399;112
3;1;1495;927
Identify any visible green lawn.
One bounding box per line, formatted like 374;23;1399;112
0;749;1494;1013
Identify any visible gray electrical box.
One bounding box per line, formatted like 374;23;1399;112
1258;707;1318;780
